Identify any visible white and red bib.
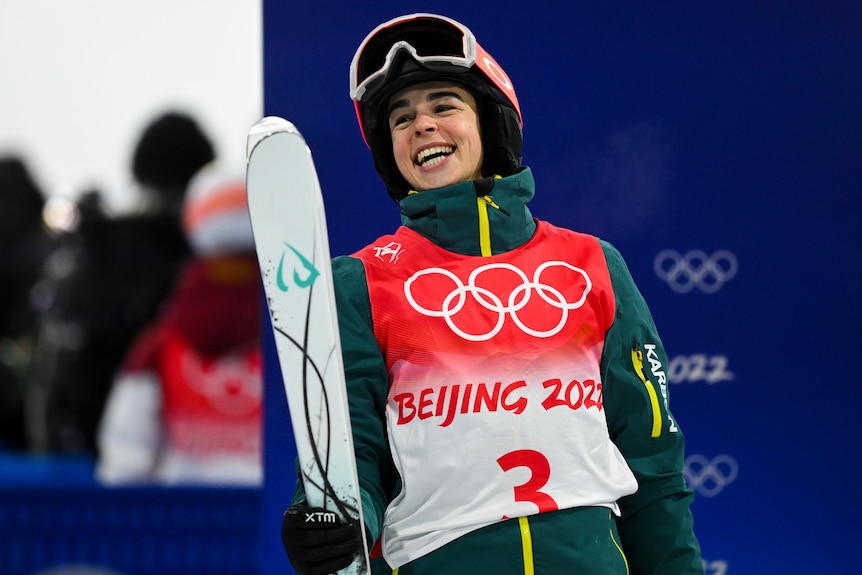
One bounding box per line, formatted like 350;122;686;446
354;221;638;566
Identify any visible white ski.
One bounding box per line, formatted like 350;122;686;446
246;117;371;575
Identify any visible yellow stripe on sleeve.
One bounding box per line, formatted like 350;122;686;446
631;346;662;437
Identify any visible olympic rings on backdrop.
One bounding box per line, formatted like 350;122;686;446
654;249;738;293
684;454;738;497
404;262;591;341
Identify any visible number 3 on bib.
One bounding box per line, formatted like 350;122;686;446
498;449;559;513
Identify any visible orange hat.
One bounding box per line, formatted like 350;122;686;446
182;163;254;256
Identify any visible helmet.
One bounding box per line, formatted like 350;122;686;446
350;13;523;202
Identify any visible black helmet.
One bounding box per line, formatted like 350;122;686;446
350;13;523;202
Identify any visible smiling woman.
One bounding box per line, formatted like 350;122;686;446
280;12;705;575
388;82;484;191
0;0;262;213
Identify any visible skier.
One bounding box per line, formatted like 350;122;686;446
96;163;263;485
281;13;704;575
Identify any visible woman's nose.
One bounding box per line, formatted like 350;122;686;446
413;113;437;134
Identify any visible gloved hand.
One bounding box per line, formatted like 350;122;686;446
281;501;365;575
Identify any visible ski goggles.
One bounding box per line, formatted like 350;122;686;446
350;13;479;103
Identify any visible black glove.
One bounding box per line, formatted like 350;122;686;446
281;501;364;575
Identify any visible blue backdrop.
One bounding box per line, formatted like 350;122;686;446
259;2;862;574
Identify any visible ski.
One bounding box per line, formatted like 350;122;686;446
246;117;371;575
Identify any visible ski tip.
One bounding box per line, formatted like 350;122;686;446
246;116;304;160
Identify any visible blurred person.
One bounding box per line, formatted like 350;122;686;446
33;111;215;454
0;156;53;451
131;111;220;218
96;163;262;485
0;156;51;339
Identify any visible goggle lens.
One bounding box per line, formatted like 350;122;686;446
351;14;476;101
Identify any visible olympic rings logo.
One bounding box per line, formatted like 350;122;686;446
404;261;591;341
684;454;738;497
654;249;738;293
481;56;513;90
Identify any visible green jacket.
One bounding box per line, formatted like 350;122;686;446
299;168;703;574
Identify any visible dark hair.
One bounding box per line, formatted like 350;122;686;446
131;112;215;196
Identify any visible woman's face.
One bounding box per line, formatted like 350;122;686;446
388;81;483;192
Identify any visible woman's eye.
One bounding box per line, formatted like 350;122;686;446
391;114;412;128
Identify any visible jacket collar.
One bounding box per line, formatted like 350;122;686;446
398;168;537;256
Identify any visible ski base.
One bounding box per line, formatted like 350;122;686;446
246;116;371;575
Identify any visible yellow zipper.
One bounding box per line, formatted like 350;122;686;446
519;516;535;575
477;196;494;256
